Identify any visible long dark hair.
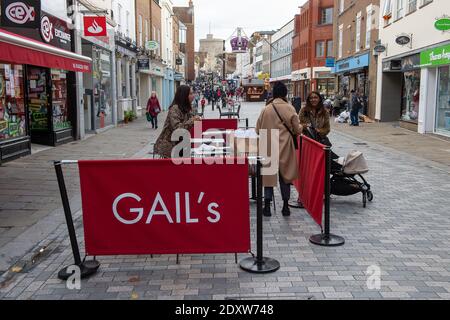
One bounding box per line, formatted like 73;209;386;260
304;91;326;116
170;85;192;114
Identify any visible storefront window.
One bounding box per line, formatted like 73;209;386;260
93;48;113;129
401;70;420;122
436;66;450;135
51;69;71;130
338;75;349;97
318;79;335;98
27;67;49;131
0;63;26;141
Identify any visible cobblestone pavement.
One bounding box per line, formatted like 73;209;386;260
1;102;450;300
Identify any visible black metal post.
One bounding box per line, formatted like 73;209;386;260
250;175;257;201
240;159;280;273
309;148;345;247
246;118;249;130
54;161;100;280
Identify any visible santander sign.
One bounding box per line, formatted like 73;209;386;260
5;2;36;24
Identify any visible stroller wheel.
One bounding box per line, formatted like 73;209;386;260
367;191;374;202
363;192;367;208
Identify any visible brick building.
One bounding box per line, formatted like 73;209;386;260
292;0;335;102
332;0;380;118
173;0;195;82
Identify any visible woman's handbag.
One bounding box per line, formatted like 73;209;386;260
272;104;299;150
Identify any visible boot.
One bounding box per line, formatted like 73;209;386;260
263;199;272;217
282;201;291;216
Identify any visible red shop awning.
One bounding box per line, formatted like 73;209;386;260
0;28;92;73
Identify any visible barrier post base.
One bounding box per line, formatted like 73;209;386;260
310;234;345;247
289;199;304;209
58;260;100;280
239;257;280;274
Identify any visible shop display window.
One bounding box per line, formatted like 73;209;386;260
93;48;113;129
51;69;71;130
27;67;49;131
401;70;420;123
436;66;450;135
0;63;26;141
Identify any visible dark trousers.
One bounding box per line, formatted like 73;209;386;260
350;110;359;126
151;115;158;128
264;174;291;202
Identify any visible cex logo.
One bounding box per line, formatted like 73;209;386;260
41;16;54;43
5;2;36;24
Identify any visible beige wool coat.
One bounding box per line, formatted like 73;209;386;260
256;98;302;187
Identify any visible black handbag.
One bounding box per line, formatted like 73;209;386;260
272;104;299;150
307;113;332;147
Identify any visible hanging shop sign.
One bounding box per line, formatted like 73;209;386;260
435;16;450;32
395;34;412;47
176;58;183;65
39;13;72;49
83;16;107;37
145;40;159;51
420;43;450;68
1;0;41;28
325;58;335;68
374;44;387;53
137;58;150;70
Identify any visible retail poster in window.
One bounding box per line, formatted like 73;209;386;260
1;0;41;29
83;16;107;37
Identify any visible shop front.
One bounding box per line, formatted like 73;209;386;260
291;68;310;102
162;68;175;110
313;68;335;98
333;53;370;99
242;78;265;102
0;17;91;163
381;54;422;130
420;43;450;137
81;31;115;133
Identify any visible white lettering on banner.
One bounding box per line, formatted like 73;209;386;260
55;28;71;41
429;49;450;62
112;193;222;225
5;2;35;24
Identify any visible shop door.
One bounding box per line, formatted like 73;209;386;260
27;66;51;145
436;66;450;136
83;89;94;133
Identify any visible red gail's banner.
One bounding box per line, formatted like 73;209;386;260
78;159;251;256
294;136;325;227
191;119;238;138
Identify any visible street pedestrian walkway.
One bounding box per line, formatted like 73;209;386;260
0;102;449;300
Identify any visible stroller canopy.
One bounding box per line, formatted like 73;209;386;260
337;150;369;175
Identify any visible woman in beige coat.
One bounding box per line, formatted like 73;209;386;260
256;82;302;217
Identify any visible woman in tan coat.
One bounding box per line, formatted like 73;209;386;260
154;86;201;158
256;82;302;217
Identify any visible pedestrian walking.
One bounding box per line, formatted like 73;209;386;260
256;82;303;217
154;85;201;158
350;90;362;126
147;91;161;129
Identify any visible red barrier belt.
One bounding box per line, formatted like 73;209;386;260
78;159;250;256
294;136;325;227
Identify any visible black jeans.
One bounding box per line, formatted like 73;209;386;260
264;174;291;202
151;115;158;128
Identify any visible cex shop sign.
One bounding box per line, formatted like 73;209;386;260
83;16;107;37
1;0;41;28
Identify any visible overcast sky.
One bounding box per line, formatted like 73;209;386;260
172;0;307;51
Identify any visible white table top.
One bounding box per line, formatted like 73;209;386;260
191;138;226;144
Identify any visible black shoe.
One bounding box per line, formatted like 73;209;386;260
282;201;291;216
263;200;272;217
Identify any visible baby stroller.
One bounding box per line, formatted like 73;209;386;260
331;151;373;208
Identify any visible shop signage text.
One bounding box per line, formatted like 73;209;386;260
1;0;40;28
145;41;159;51
395;34;412;47
420;44;450;67
138;58;150;70
40;14;71;47
435;17;450;32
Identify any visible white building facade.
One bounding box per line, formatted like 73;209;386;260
161;0;175;110
270;19;295;96
112;0;138;121
376;0;450;137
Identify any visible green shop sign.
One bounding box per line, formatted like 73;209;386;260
420;44;450;67
435;18;450;32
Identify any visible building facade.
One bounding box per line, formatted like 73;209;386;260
333;0;380;118
173;0;195;82
199;34;225;76
112;0;138;121
270;19;295;97
161;0;175;110
376;0;450;137
292;0;335;102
